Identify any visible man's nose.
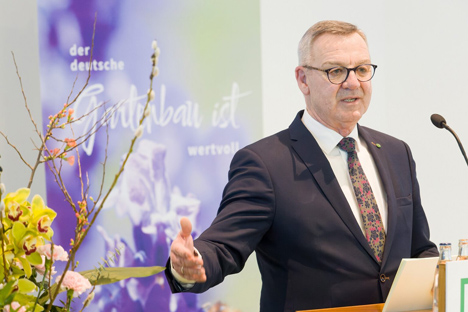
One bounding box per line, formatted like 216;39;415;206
342;70;360;89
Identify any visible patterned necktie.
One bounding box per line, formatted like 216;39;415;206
338;137;385;263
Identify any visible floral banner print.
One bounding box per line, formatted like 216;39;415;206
37;1;262;311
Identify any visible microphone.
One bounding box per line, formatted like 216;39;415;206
430;114;447;129
430;113;468;167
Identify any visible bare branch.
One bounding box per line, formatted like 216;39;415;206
11;52;42;139
0;131;33;170
46;14;98;311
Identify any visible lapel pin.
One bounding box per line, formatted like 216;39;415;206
371;142;381;148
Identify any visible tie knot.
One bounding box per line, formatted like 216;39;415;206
338;137;356;153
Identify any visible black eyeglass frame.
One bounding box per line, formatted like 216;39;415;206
302;64;378;85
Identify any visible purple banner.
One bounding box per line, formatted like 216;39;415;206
37;1;262;311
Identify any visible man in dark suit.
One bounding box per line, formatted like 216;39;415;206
166;20;438;311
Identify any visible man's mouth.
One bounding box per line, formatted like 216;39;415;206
343;98;357;103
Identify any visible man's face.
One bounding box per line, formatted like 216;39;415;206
296;32;372;136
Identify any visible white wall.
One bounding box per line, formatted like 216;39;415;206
0;1;45;196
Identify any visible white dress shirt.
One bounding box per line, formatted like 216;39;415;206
301;111;388;234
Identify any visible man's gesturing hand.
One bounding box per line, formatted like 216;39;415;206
170;217;207;283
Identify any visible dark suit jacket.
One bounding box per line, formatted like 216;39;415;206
166;110;438;312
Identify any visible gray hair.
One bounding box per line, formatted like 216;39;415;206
298;20;367;65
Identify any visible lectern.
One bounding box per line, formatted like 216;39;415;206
437;260;468;312
297;304;432;312
297;303;384;312
298;259;468;312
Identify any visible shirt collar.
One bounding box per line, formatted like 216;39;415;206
301;110;360;155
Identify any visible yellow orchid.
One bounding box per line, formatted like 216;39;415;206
2;188;30;207
21;233;39;256
29;194;57;240
0;190;55;277
2;188;32;226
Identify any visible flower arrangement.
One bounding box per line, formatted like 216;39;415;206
0;35;165;311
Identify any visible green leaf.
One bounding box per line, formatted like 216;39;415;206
17;278;37;293
38;284;58;305
80;266;166;285
37;266;166;305
0;281;16;305
27;251;43;265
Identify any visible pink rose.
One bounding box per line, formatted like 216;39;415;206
37;244;69;261
55;271;92;297
4;302;26;312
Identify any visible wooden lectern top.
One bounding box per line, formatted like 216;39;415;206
297;303;431;312
297;303;383;312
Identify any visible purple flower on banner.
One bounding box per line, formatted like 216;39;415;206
93;139;202;312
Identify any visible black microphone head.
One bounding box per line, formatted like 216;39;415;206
431;113;447;129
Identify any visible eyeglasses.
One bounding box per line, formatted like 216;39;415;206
302;64;378;85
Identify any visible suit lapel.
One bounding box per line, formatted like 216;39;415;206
289;112;377;262
358;125;397;267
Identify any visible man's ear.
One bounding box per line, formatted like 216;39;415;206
295;66;310;95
